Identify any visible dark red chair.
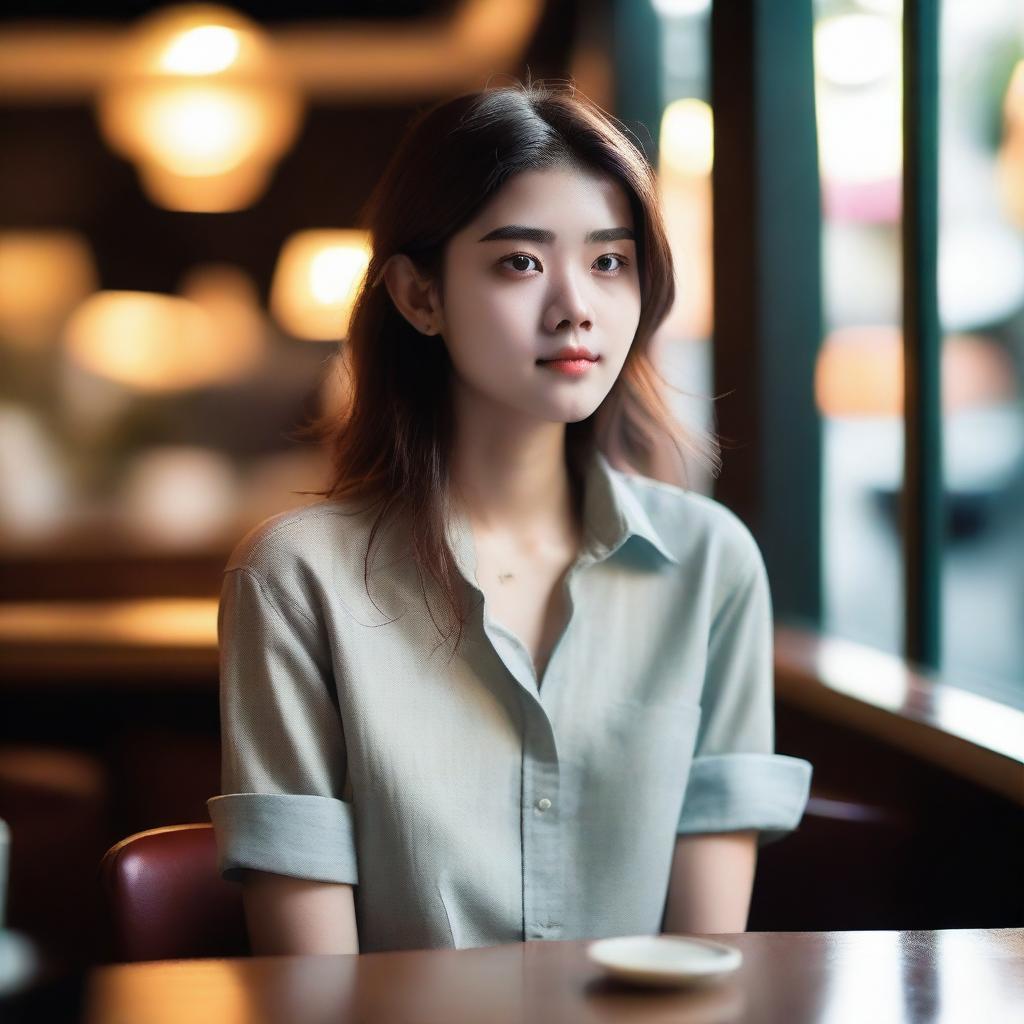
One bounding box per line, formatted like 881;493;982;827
98;823;249;962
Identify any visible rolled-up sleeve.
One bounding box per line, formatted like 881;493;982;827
677;540;813;847
206;566;359;884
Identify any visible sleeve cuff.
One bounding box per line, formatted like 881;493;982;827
676;753;813;848
207;793;359;884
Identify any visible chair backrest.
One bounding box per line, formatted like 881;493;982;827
98;823;249;962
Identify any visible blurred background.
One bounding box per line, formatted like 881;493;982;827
0;0;1021;977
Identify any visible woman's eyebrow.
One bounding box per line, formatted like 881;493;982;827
477;225;635;243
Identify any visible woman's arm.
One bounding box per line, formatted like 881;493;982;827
661;830;758;934
240;869;360;955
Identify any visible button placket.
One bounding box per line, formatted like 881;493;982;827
521;712;563;940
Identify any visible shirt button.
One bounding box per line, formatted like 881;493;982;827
536;798;552;811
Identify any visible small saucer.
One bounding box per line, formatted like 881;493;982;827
0;929;42;997
586;934;743;988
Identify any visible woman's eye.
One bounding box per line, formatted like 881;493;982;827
594;253;629;273
499;252;631;275
502;253;539;274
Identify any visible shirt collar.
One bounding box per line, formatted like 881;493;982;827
447;448;680;586
582;449;680;566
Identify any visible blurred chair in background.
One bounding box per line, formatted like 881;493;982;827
98;823;247;963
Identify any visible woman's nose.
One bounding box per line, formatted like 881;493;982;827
543;270;594;332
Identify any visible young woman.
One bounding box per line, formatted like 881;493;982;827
207;80;813;956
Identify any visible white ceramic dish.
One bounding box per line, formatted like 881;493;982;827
586;934;743;988
0;929;41;997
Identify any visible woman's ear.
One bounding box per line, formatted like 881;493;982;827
379;253;445;336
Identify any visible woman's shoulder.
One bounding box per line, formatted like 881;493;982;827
224;496;381;581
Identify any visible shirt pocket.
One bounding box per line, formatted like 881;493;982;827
595;698;703;800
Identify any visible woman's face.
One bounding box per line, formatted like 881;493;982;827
436;165;642;426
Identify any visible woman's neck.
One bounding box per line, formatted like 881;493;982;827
449;430;583;557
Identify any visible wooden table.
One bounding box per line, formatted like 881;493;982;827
80;929;1022;1023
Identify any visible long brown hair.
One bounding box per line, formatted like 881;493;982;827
295;78;722;660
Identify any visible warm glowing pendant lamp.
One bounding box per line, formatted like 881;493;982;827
64;290;224;392
95;4;303;212
177;262;266;377
270;229;372;341
0;230;98;351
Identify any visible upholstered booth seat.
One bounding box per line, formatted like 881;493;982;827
98;823;248;963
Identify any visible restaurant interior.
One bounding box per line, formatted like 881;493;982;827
0;0;1022;1020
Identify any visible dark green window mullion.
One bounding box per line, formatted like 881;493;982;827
709;0;822;628
611;0;664;169
901;0;943;669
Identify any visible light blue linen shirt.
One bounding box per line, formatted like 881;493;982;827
207;449;813;952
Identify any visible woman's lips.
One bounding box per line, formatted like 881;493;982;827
537;356;599;378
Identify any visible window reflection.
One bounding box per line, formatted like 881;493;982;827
937;0;1024;709
815;0;1024;709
